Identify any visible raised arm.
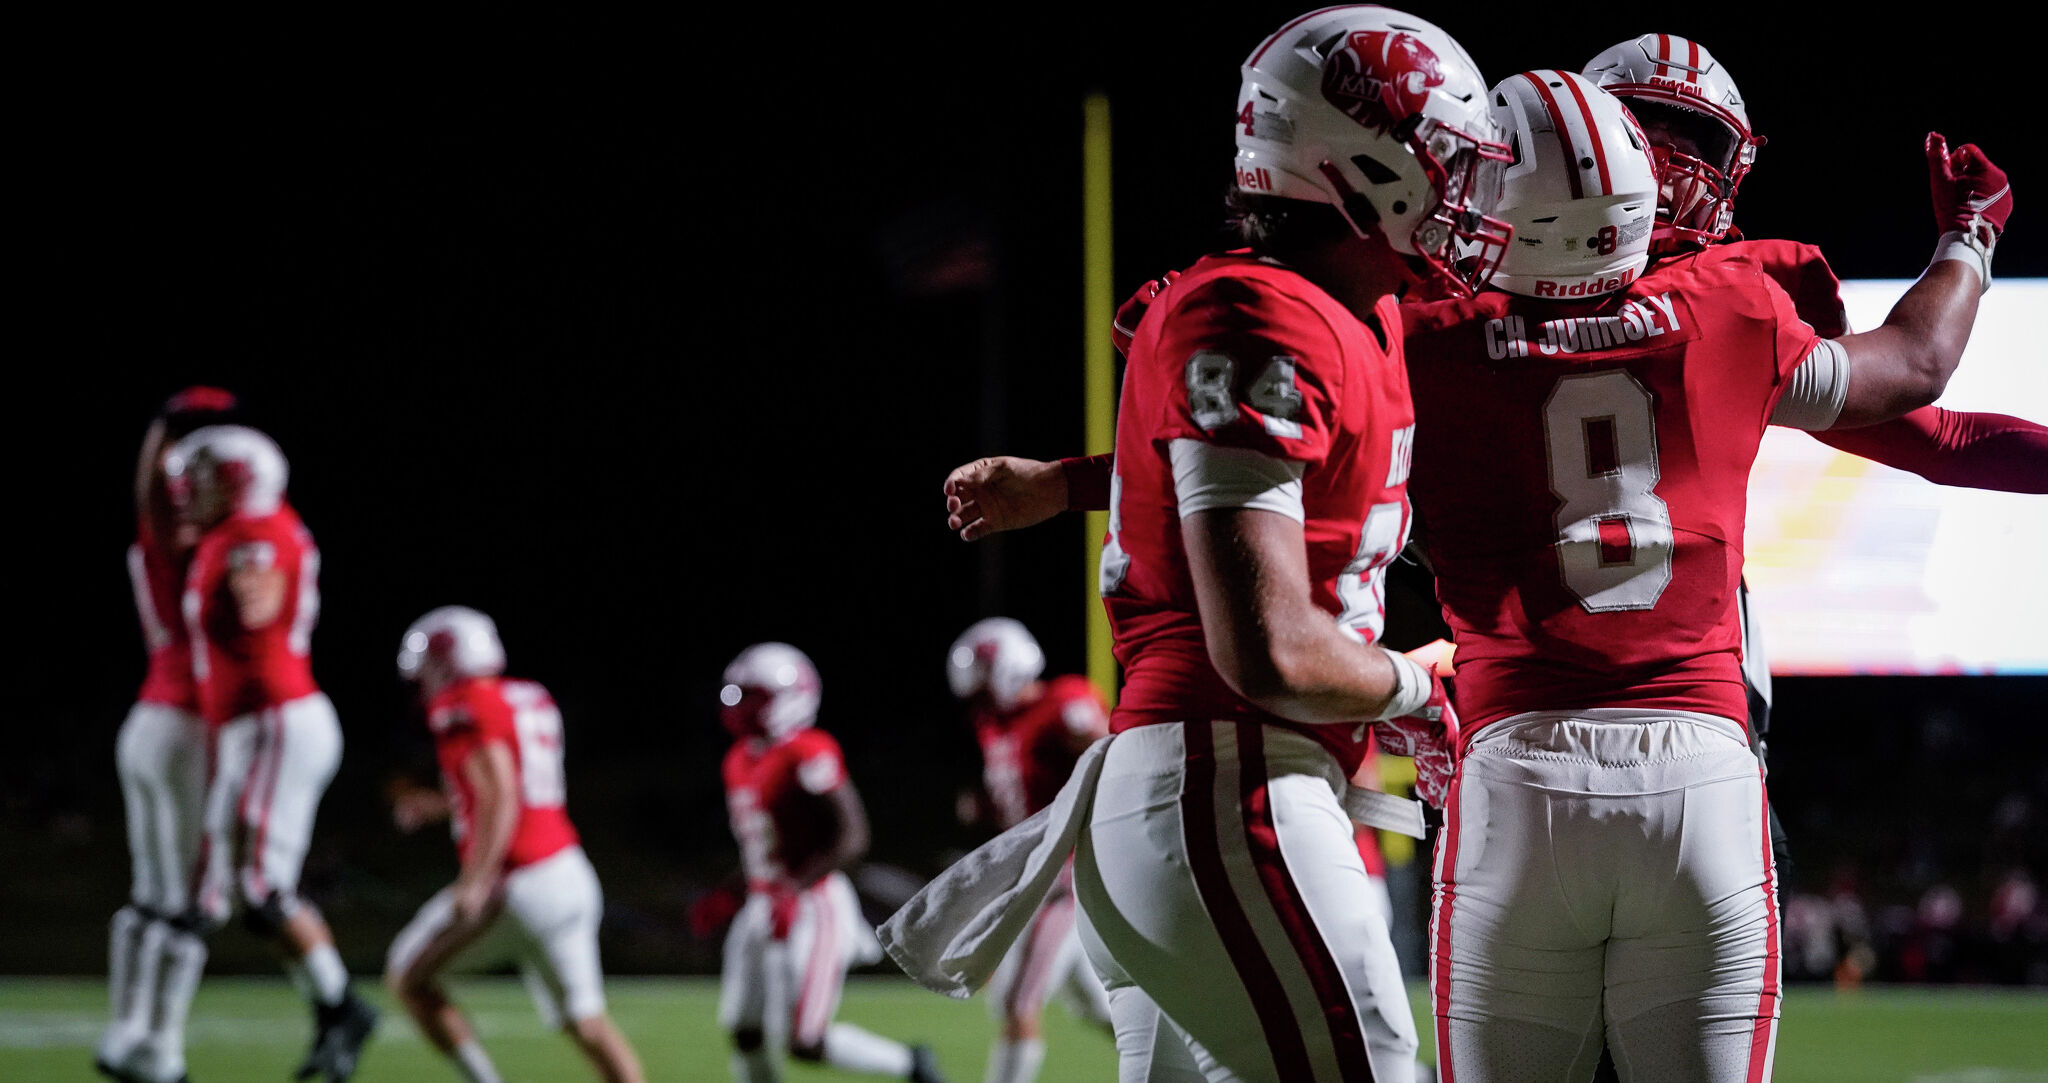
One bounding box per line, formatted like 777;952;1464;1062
1793;134;2012;430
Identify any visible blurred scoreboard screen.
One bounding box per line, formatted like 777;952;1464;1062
1742;278;2048;675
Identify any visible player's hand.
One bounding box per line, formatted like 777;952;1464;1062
390;784;450;833
1111;270;1179;358
1370;666;1460;809
451;875;500;925
687;883;743;939
1404;638;1457;678
1927;132;2013;244
945;456;1068;541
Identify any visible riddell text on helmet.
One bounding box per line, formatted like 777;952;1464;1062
1530;269;1638;298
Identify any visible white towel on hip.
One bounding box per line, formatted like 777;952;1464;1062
877;734;1114;999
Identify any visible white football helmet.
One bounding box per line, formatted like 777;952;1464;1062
1582;33;1761;249
1235;5;1513;297
720;642;821;740
162;424;288;519
397;606;508;688
946;617;1046;712
1486;70;1659;299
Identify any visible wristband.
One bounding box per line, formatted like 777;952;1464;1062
1369;650;1435;720
1933;229;1994;295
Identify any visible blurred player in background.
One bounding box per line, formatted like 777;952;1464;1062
385;606;644;1083
164;423;377;1083
97;387;238;1083
944;617;1113;1083
711;642;949;1083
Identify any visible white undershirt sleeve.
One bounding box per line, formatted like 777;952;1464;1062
1168;439;1306;521
1769;338;1850;431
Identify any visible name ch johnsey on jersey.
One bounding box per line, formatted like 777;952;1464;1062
1484;292;1685;360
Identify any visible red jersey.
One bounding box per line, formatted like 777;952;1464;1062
1401;245;1823;731
181;504;323;725
1102;253;1417;776
721;727;851;892
972;674;1110;829
129;528;198;710
426;676;580;870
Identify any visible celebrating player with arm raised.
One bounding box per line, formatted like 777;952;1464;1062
97;388;237;1083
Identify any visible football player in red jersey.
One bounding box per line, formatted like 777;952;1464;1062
163;424;377;1083
944;617;1113;1083
713;642;950;1083
97;388;238;1083
385;606;645;1083
887;9;1494;1081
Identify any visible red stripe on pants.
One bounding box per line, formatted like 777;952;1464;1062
1747;768;1782;1082
1235;724;1377;1080
1431;771;1466;1083
1180;722;1314;1079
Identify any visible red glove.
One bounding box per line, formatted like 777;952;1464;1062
1370;667;1460;809
162;385;238;418
687;883;743;940
1110;270;1180;358
1927;132;2013;242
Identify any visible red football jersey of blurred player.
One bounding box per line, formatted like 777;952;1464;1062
721;729;850;891
1102;253;1416;776
181;505;322;725
1401;244;1824;731
129;528;198;710
426;676;580;870
972;674;1110;829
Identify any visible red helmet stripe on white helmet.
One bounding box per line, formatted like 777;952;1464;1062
1519;71;1616;200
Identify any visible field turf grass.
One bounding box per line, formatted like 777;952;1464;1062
2;975;2044;1082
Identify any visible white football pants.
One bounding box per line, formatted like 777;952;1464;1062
195;692;342;925
386;844;611;1026
1073;721;1419;1083
1432;708;1781;1083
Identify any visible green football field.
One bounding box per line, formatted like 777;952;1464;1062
4;975;2044;1082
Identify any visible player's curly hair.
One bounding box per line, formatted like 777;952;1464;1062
1224;188;1359;262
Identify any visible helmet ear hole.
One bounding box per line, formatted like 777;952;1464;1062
1351;154;1401;186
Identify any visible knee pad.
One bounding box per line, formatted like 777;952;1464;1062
241;891;293;938
730;1027;765;1053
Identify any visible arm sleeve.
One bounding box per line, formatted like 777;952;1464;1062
1769;339;1851;431
1810;407;2048;493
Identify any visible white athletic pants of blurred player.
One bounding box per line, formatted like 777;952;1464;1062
1072;720;1420;1083
385;845;611;1026
196;692;342;924
1432;709;1781;1083
985;863;1112;1028
100;701;211;1078
718;870;910;1081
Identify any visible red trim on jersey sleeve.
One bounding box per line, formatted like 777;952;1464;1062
1151;274;1348;469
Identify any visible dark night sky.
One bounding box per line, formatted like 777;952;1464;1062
13;10;2045;969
